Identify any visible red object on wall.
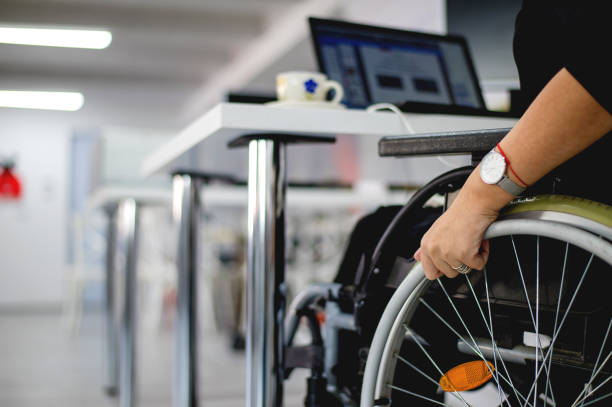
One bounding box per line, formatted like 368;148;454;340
0;165;22;199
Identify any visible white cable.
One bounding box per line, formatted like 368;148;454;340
366;102;416;134
365;102;457;168
435;155;459;169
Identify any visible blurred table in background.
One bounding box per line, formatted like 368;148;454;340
86;187;171;407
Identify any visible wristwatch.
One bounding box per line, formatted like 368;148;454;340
479;148;526;196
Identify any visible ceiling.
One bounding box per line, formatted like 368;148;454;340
0;0;338;129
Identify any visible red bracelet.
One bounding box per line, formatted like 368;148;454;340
496;143;529;187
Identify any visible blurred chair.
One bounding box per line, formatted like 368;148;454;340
62;206;176;337
62;211;106;336
205;225;246;350
137;206;177;333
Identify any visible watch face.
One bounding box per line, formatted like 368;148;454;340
480;150;506;184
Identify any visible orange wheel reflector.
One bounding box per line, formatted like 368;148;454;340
316;311;325;325
439;360;495;392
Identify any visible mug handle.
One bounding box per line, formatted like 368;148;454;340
324;80;344;104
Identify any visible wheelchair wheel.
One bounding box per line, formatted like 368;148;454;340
361;197;612;407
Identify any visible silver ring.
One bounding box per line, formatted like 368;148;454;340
452;263;472;275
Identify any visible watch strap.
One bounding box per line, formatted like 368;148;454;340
498;175;526;196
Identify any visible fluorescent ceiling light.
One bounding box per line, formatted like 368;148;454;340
0;27;112;49
0;91;84;111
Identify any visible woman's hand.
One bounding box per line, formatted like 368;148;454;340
414;168;512;280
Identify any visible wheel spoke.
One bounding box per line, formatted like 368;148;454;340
418;299;484;359
403;326;471;406
579;318;612;407
523;253;596;405
417;300;528;405
580;391;612;407
534;236;541;407
510;236;557;407
571;350;612;407
437;279;481;350
572;372;612;407
438;279;532;405
545;242;569;406
395;353;445;387
464;272;510;406
394;353;466;404
483;269;508;406
387;384;447;406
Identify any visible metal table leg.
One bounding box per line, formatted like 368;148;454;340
118;199;140;407
172;174;202;407
104;204;119;396
227;133;334;407
246;139;287;407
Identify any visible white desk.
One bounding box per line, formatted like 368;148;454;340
142;102;517;407
143;103;516;183
88;187;171;407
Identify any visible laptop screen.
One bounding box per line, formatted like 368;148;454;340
309;18;486;110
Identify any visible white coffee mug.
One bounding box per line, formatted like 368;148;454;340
276;71;344;104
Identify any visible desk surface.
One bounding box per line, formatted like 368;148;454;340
142;103;517;185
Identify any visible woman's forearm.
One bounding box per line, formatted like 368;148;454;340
462;68;612;214
502;68;612;186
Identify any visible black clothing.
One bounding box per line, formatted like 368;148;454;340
514;1;612;114
513;0;611;204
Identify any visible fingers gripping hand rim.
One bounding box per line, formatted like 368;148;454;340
415;245;489;280
417;249;461;280
451;263;473;274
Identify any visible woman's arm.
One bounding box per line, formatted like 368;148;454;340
415;68;612;280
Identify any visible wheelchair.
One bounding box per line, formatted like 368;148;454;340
284;160;612;406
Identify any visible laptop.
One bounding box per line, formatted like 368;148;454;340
309;17;511;116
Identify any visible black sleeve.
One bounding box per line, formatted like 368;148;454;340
564;2;612;114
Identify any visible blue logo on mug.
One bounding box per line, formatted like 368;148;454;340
304;79;318;94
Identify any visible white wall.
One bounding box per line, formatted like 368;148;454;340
342;0;445;34
0;120;172;308
0;118;69;308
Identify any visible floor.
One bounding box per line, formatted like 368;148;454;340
0;310;308;407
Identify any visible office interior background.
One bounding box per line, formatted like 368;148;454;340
1;0;522;406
